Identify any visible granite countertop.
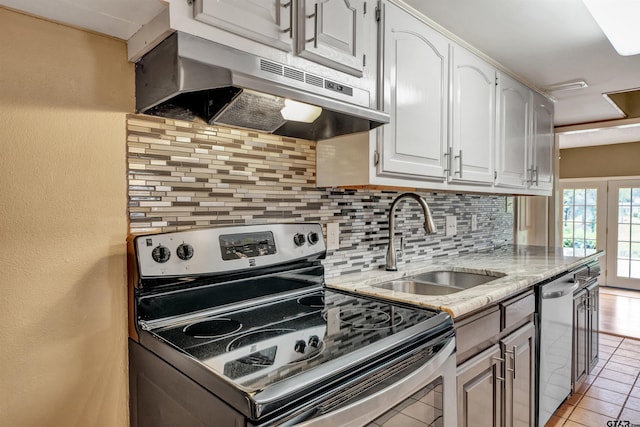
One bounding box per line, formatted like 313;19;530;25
325;245;604;319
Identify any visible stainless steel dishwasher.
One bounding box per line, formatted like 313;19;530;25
537;271;579;427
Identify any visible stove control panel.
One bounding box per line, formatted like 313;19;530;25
135;223;326;278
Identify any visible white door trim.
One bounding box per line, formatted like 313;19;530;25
606;179;640;290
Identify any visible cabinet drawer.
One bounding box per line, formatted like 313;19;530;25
501;291;535;330
456;309;501;356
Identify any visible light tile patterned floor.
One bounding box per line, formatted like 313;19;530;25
545;333;640;427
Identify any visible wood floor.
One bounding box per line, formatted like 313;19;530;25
599;287;640;340
545;287;640;426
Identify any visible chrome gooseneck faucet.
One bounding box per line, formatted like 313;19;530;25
386;193;437;271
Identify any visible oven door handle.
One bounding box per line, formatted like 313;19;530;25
294;336;456;427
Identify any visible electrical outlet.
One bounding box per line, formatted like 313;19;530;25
471;214;478;231
326;222;340;250
445;216;457;237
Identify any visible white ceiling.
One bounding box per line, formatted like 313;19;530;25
3;0;640;148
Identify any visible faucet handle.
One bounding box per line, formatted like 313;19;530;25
395;236;404;260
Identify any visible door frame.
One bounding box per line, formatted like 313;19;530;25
558;178;608;283
606;178;640;290
559;175;640;288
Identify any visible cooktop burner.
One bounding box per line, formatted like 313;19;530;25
184;318;243;339
227;328;295;351
332;307;404;330
297;295;325;307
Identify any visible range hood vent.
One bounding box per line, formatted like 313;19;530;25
135;32;388;141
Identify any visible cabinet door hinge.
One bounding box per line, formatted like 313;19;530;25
494;170;498;180
374;150;380;166
495;76;499;86
375;3;381;22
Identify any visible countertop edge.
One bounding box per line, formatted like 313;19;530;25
325;246;604;319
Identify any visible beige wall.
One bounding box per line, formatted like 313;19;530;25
560;141;640;178
0;8;133;426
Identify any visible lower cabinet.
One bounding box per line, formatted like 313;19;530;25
502;323;535;427
457;322;535;427
573;281;599;389
457;345;502;427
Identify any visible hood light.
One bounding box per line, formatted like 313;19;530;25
280;99;322;123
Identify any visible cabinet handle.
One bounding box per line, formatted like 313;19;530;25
534;166;539;186
444;146;452;175
454;150;463;178
505;346;517;379
492;355;505;381
306;3;319;48
279;1;293;37
526;167;534;184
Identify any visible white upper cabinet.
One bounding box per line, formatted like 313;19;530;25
297;0;367;76
378;2;449;180
450;44;496;184
496;72;531;188
316;1;554;196
194;0;293;52
194;0;367;76
531;92;555;190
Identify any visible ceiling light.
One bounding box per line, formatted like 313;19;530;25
280;99;322;123
582;0;640;56
544;80;589;93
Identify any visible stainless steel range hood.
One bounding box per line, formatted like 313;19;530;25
135;32;388;141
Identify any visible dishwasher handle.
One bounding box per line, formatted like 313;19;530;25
541;278;579;299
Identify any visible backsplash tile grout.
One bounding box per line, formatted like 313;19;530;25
127;114;513;278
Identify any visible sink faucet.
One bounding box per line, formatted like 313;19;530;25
386;193;437;271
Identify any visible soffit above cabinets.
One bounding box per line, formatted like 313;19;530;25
0;0;166;40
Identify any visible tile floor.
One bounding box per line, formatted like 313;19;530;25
545;333;640;426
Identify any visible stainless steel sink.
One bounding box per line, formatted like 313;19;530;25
409;270;504;289
372;270;505;295
374;280;462;296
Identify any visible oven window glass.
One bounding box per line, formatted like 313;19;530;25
366;377;443;427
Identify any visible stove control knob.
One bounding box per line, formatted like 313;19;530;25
307;232;320;245
151;245;171;263
176;243;194;260
308;335;320;348
293;233;306;247
294;340;307;353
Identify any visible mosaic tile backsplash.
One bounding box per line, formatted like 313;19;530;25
127;114;514;278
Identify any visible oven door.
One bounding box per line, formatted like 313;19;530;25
265;334;456;427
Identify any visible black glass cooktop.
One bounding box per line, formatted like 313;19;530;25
149;288;442;391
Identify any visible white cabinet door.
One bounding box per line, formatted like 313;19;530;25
297;0;367;77
379;2;449;180
194;0;293;52
496;72;530;188
531;92;554;190
450;45;496;184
